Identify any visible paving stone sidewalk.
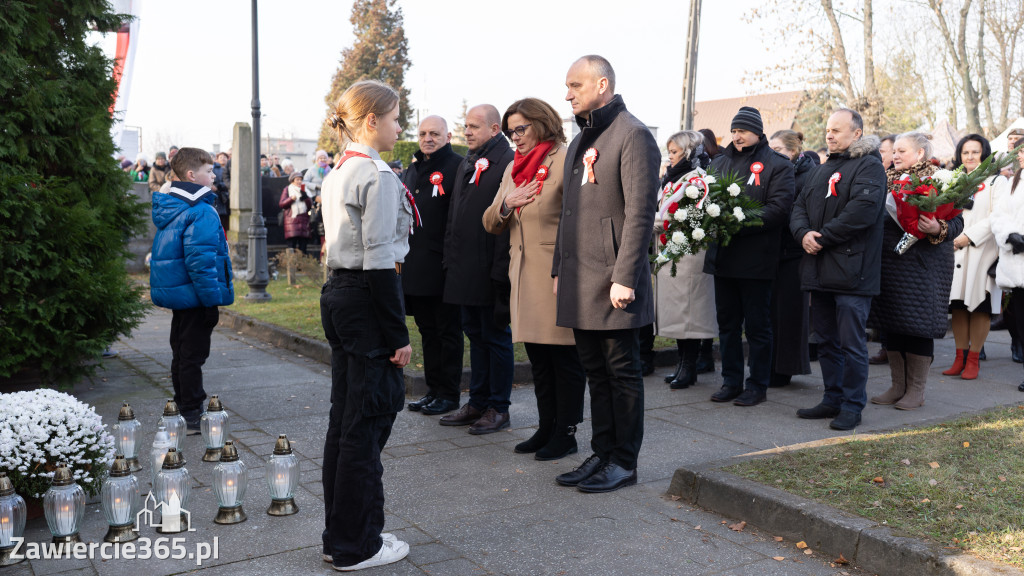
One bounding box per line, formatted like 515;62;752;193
7;308;1022;576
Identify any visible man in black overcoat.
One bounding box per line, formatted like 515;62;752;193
439;105;515;435
402;116;465;416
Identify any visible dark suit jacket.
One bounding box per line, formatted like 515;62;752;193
552;95;660;330
443;134;514;307
401;143;463;296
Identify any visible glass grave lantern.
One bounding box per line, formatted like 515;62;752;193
266;435;299;516
101;455;141;543
150;424;174;485
161;400;186;451
212;441;247;524
200;395;229;462
43;463;85;544
0;472;26;566
113;402;143;472
153;448;190;534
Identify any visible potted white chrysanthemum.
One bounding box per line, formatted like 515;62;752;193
0;389;115;514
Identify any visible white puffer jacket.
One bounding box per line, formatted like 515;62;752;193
990;177;1024;290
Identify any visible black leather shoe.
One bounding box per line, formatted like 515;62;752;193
577;462;637;493
1018;381;1024;392
696;339;715;374
829;410;862;431
796;402;841;419
555;455;604;487
664;360;683;383
1014;339;1023;363
979;346;986;361
733;390;766;406
407;394;435;412
421;398;459;416
710;386;742;402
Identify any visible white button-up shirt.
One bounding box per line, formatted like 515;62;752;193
322;142;412;271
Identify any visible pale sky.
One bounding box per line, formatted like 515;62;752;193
96;0;795;157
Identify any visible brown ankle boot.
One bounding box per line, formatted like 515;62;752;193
871;351;906;405
895;353;931;410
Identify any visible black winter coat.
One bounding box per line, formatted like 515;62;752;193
401;143;463;297
779;153;818;260
703;135;796;279
443;133;514;307
867;163;964;339
790;136;887;296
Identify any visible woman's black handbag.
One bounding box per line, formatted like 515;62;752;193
988;259;998;278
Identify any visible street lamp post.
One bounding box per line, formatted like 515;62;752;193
679;0;702;131
246;0;271;301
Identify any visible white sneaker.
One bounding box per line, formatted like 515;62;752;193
323;534;400;564
333;538;409;571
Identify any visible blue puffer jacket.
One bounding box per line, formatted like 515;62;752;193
150;182;234;309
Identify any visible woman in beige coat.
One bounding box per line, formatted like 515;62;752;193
944;134;1009;380
654;130;718;389
483;98;586;461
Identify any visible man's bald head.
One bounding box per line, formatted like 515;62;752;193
465;104;503;151
565;55;616;119
417;115;451;156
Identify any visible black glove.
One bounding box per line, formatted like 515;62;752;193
1008;233;1024;255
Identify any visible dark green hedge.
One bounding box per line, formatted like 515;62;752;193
0;1;148;383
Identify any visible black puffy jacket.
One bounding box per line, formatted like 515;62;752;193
790;136;887;296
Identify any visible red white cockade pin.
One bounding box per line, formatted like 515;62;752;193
582;148;598;186
470;158;489;185
429;172;445;197
535;165;549;183
748;161;764;186
827;172;842;198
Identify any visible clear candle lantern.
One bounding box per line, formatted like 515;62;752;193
43;463;85;544
153;448;190;534
101;455;141;543
161;400;186;451
200;395;229;462
0;472;27;566
266;435;299;516
212;441;247;524
150;424;174;486
113;402;143;472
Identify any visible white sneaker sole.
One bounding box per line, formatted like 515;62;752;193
323;534;397;563
333;539;409;571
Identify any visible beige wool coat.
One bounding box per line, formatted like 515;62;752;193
950;174;1008;312
483;144;575;345
653;176;718;339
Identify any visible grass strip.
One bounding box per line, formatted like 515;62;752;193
728;405;1024;568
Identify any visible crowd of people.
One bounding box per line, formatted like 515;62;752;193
147;52;1024;571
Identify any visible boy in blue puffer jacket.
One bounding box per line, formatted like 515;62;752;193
150;147;234;432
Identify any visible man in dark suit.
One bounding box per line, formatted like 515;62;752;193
402;116;465;416
439;105;515;435
552;55;660;493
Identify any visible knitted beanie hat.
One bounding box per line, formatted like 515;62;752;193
731;106;764;135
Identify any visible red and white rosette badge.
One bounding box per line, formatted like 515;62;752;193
581;148;598;186
470;158;489;185
827;172;842;198
535;165;549;184
429;172;445;197
975;182;986;198
747;162;764;186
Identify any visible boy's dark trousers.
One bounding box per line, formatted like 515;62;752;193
169;306;219;416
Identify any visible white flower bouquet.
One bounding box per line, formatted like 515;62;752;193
0;389;115;498
652;168;763;276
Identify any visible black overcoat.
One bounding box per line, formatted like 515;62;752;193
401;143;463;296
443;134;513;307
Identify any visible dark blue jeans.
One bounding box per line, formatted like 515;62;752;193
460;305;514;413
714;277;773;394
811;291;871;414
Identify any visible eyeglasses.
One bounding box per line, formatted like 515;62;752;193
504;124;531;138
